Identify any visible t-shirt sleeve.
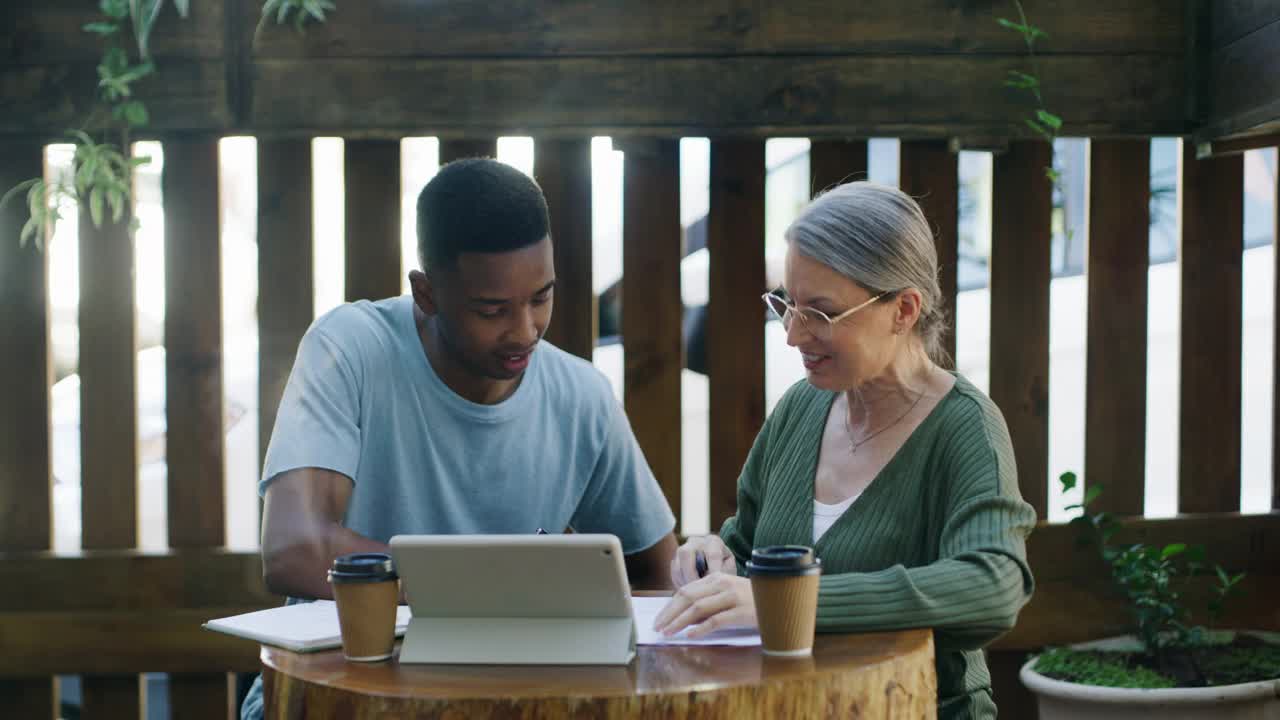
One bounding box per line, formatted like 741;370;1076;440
259;326;362;495
569;383;676;554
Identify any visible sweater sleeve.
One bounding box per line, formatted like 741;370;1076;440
814;400;1037;651
718;416;769;572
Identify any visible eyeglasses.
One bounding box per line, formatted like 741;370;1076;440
762;289;889;341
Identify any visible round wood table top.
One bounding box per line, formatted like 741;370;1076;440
261;627;937;719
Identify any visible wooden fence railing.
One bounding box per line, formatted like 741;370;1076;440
2;133;1277;719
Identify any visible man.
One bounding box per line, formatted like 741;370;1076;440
240;158;676;719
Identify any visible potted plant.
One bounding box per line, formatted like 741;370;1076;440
1020;473;1280;719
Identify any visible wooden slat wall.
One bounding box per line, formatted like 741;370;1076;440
439;139;498;164
536;138;596;360
621;139;683;527
81;677;143;720
899;140;959;367
343;139;402;303
1276;145;1280;512
79;144;142;718
163;137;232;719
707;140;766;531
257;139;314;467
1179;143;1244;514
1085;140;1151;516
0;140;54;718
79;184;139;550
989;141;1053;518
165;138;226;549
809;139;867;196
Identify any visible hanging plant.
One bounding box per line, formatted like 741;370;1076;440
2;0;336;249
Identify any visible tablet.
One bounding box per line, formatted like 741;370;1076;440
389;533;636;664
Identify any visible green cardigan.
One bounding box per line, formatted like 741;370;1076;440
720;374;1036;720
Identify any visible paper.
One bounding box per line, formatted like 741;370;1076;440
204;600;412;653
207;597;759;653
631;596;761;646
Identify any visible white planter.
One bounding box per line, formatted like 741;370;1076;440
1020;632;1280;720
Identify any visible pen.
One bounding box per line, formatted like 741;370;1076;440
695;551;708;578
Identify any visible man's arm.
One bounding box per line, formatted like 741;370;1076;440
260;468;388;599
624;532;678;591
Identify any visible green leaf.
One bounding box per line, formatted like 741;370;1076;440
1059;471;1077;492
996;17;1030;35
121;100;150;127
174;0;190;17
100;0;130;20
1160;543;1187;560
0;178;40;212
1082;484;1103;507
89;187;105;227
1025;117;1053;141
83;21;120;35
131;0;165;60
1037;109;1064;131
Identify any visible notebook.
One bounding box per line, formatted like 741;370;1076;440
203;600;412;653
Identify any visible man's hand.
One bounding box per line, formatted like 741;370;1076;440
624;532;678;590
652;573;756;638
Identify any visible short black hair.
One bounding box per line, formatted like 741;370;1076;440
416;158;550;271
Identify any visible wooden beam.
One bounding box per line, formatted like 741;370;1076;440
809;140;868;196
1210;0;1280;48
535;138;596;360
1085;140;1150;517
0;140;51;552
0;136;55;720
1179;145;1244;514
989;141;1053;518
257;139;314;469
169;673;234;720
0;59;230;135
343;139;401;302
80;156;138;551
1202;18;1280;142
621;139;683;527
0;550;275;613
995;513;1280;650
0;0;225;63
0;609;268;676
707;140;766;532
247;0;1184;58
899;140;959;367
1276;147;1280;512
164;137;225;549
1195;131;1280;159
81;675;144;720
439;139;498;165
244;55;1186;139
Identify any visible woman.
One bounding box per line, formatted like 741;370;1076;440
653;181;1036;719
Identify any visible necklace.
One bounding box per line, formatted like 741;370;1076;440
844;387;925;455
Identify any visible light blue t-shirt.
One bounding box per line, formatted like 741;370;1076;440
240;296;675;720
260;294;675;551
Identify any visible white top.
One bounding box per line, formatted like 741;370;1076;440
813;491;862;543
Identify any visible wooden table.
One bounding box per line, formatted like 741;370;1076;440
261;629;937;719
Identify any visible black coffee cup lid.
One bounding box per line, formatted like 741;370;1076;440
746;545;822;576
328;553;397;584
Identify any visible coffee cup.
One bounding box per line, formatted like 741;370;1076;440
328;553;399;662
747;545;822;657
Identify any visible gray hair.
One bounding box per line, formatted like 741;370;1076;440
785;180;949;364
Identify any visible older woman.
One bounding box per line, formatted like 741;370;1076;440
653;181;1036;719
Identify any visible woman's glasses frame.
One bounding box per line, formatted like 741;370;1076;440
761;290;890;341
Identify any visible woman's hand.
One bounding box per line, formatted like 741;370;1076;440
669;534;737;588
652;573;756;638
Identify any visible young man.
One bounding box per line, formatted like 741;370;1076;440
240;158;676;719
